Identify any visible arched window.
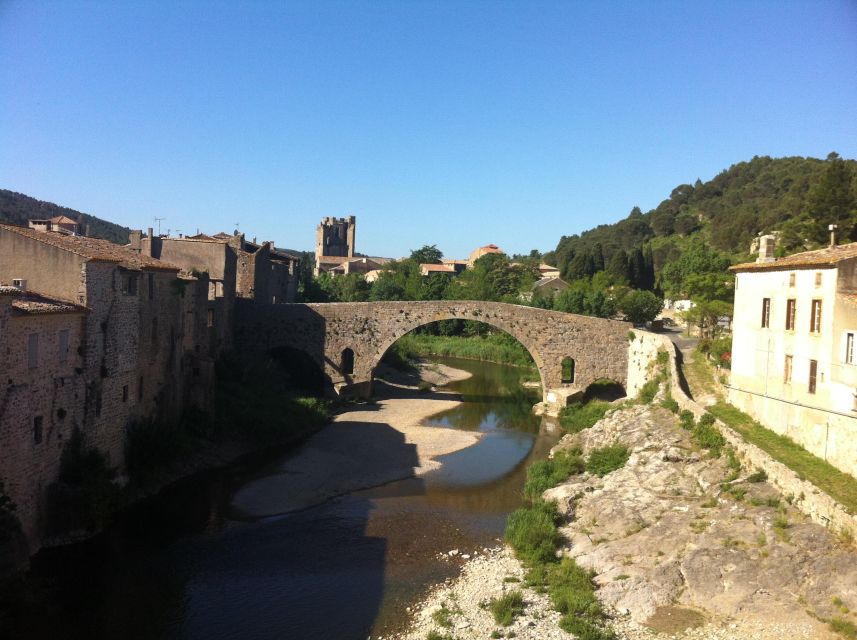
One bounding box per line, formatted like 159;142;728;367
561;357;575;384
341;348;355;376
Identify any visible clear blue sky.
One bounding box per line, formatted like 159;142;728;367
2;1;856;258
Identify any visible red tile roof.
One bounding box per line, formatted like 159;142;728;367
0;223;180;271
9;291;87;315
731;243;857;272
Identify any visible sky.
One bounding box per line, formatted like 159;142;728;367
1;1;856;258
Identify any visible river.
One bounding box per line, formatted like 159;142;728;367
1;357;561;640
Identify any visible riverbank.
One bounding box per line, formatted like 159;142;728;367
399;403;857;640
230;362;479;518
390;333;538;370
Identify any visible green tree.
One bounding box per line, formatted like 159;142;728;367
606;250;631;284
805;152;857;243
410;244;443;264
619;289;664;324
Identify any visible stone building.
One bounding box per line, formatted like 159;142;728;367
468;244;504;267
236;238;300;304
729;236;857;478
315;216;355;274
0;223;215;548
27;215;80;236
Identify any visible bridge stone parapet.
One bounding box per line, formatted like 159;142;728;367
234;300;633;408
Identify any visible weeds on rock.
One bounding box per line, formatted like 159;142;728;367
559;401;612;434
524;451;585;500
585;444;630;477
829;617;857;639
747;468;768;483
431;602;454;628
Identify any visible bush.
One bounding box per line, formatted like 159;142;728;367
524;451;585;500
418;381;433;393
636;379;659;404
679;410;695;430
747;468;768;483
692;414;726;457
585;444;630;477
490;590;525;626
559;401;611;434
660;396;679;413
505;501;563;566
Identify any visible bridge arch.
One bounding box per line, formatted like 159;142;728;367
234;299;633;411
373;318;547;393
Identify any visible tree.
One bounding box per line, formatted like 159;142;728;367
681;300;733;339
369;272;406;301
658;240;730;300
805;152;857;243
410;244;443;265
620;290;664;325
606;250;631;284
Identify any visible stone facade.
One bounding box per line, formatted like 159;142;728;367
0;223;217;550
234;300;632;406
315;216;355;275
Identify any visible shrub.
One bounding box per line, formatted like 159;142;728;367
558;401;611;434
418;381;433;393
660;396;679;413
829;617;857;639
585;444;630;477
636;379;660;404
505;501;563;566
524;451;585;500
692;414;726;457
679;410;695;430
490;590;525;626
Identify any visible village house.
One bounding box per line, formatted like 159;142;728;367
729;234;857;478
0;223;216;546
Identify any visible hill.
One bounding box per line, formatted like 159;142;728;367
0;189;131;244
544;153;857;286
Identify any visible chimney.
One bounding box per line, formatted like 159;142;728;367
756;235;776;263
147;227;154;239
830;224;838;248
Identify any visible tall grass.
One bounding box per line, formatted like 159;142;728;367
558;401;611;434
524;451;585;500
392;333;536;369
585;444;630;477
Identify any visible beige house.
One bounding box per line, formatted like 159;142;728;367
729;239;857;478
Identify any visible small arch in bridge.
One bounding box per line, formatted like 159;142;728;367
561;357;575;384
584;378;626;401
341;348;355;376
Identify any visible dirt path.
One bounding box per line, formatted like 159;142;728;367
229;363;480;518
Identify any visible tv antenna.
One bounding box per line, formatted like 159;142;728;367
153;217;165;236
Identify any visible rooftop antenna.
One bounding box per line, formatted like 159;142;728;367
153;216;165;236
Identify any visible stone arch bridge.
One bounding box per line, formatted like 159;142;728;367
234;300;642;410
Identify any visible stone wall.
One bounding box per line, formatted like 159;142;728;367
234;300;632;402
0;295;87;545
647;331;857;543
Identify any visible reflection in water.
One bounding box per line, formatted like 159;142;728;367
1;357;560;640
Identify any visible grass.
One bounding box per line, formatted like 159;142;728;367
426;631;456;640
585;444;630;477
691;413;726;457
684;349;725;402
829;617;857;639
558;401;612;434
392;332;537;369
490;591;525;626
431;602;454;628
708;402;857;514
505;500;564;566
524;451;585;500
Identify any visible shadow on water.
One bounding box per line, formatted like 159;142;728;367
1;356;558;640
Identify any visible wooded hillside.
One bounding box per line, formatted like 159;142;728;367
544;154;857;284
0;189;131;244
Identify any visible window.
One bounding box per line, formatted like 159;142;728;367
207;309;214;328
151;318;158;343
27;333;39;369
815;272;823;286
33;416;43;444
808;359;818;394
341;348;355;375
789;273;795;287
761;298;771;328
561;357;576;383
58;329;70;363
785;299;796;331
810;299;822;333
122;385;129;402
847;333;855;365
124;275;138;296
784;355;793;384
148;273;154;300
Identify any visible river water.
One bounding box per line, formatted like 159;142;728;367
2;357;560;640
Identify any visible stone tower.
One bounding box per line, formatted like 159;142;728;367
315;216;356;273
